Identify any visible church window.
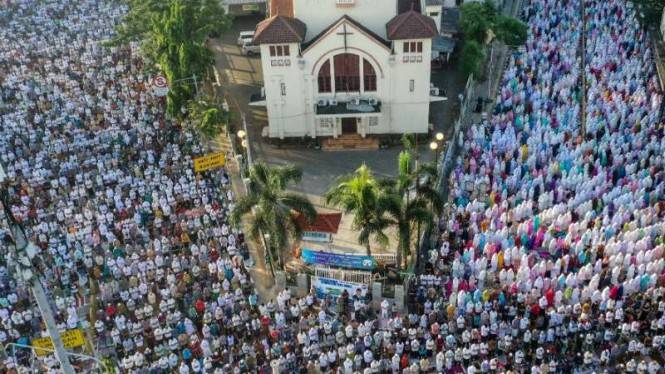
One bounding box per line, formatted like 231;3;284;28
269;45;290;57
403;41;423;53
363;59;376;92
334;53;360;92
318;60;332;93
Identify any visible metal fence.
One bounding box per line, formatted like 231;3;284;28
313;266;374;284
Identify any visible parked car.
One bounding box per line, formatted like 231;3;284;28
236;31;255;46
241;41;261;56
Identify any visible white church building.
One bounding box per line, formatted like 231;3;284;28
252;0;439;141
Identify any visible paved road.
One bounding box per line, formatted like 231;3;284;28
210;16;469;196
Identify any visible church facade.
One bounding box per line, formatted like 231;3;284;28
253;0;438;139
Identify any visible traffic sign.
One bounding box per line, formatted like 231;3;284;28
151;75;169;97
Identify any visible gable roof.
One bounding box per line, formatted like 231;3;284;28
386;9;439;40
253;15;307;44
295;213;342;234
302;15;391;52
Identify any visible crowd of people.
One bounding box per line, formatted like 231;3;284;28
420;0;665;372
1;0;665;373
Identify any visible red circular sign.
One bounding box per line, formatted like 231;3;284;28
152;76;168;88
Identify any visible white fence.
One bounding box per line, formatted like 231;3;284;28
314;266;374;284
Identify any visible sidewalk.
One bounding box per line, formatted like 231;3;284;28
208;129;277;303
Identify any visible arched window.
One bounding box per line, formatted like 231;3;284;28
334;53;360;92
317;60;332;93
363;59;376;92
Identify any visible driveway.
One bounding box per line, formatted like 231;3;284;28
210;15;468;197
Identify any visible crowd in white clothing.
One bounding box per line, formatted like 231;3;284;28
1;0;665;373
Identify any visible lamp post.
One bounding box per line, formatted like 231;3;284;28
431;132;444;165
429;141;439;164
237;130;248;175
0;165;76;374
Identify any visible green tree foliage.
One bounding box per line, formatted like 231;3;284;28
188;96;230;139
378;151;436;269
459;0;527;52
230;162;315;271
495;15;528;46
633;0;665;26
112;0;231;116
459;0;498;44
326;165;392;257
461;40;485;78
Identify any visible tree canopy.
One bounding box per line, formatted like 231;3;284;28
112;0;231;117
632;0;665;26
461;40;485;78
460;0;527;46
231;162;315;271
325;164;392;257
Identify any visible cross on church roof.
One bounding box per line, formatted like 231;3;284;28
336;23;353;52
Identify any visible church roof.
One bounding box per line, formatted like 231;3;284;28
302;15;390;52
386;10;439;40
295;213;342;234
253;15;307;44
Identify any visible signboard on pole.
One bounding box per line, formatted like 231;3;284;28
193;152;226;172
32;329;85;357
312;276;368;299
151;75;169;97
301;248;376;270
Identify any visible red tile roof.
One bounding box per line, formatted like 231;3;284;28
269;0;294;17
253;15;307;44
295;213;342;234
386;10;439;40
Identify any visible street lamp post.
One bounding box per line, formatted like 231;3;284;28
0;165;76;374
429;141;439;164
432;132;444;166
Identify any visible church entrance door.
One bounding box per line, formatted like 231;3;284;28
341;118;357;134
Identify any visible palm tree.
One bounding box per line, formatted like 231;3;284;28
230;162;316;272
325;164;391;257
379;151;435;269
399;134;443;244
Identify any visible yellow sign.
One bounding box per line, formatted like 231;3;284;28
33;329;85;356
193;152;225;172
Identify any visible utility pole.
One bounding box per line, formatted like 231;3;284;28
580;0;587;137
0;165;76;374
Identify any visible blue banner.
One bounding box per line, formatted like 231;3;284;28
301;248;376;270
312;276;369;299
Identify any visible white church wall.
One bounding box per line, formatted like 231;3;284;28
388;38;432;134
260;43;309;138
300;20;393;136
294;0;397;41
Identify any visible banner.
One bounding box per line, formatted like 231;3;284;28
193;153;225;172
301;248;376;270
32;329;85;357
312;276;368;299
